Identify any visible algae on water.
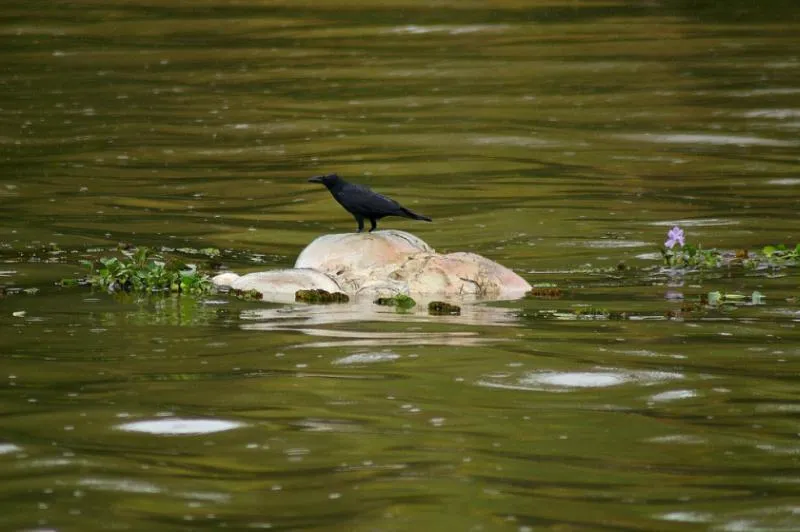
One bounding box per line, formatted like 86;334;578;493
295;289;350;304
374;294;416;309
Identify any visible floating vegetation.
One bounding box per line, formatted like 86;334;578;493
0;285;42;296
707;290;766;308
162;246;224;270
170;247;221;259
758;244;800;266
525;308;653;321
571;307;627;320
60;246;214;295
662;243;723;269
233;289;263;301
428;301;461;315
0;241;282;274
525;283;563;299
56;277;90;287
664;290;767;319
660;225;799;271
374;294;417;309
295;289;350;304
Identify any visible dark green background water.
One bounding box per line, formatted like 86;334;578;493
2;1;799;530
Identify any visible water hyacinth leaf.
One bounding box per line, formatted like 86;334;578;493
70;247;216;295
724;293;746;301
707;291;722;306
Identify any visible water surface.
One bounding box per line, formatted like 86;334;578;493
2;1;800;530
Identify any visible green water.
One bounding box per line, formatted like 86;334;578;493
2;1;800;530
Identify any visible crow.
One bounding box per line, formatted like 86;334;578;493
308;173;432;233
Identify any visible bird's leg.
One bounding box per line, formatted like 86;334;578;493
368;218;377;232
354;215;364;233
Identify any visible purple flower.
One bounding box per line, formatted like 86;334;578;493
664;226;685;249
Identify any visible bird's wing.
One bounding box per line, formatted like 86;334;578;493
336;183;403;215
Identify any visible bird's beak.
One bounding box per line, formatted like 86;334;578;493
308;175;323;183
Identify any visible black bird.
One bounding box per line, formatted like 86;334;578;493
308;173;432;233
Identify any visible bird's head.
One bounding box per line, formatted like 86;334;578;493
308;173;340;187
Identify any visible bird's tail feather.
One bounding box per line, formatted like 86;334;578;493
400;208;432;222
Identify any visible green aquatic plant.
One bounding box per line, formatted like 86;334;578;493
658;226;800;271
571;306;627;320
707;290;765;308
295;289;350;304
64;247;214;294
233;289;263;301
374;294;416;309
660;226;723;269
665;290;767;319
760;243;800;264
527;308;628;321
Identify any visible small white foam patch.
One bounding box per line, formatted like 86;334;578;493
768;178;800;185
115;418;245;435
622;133;796;147
79;478;162;494
650;218;739;227
742;109;800;119
333;352;401;365
471;135;555;148
526;372;627;388
659;511;713;523
479;370;683;392
79;478;231;503
649;389;698;402
386;24;509;35
648;434;706;445
0;443;21;454
583;240;651;249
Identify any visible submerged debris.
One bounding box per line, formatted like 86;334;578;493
428;301;461;315
525;283;563;299
295;289;350;304
374;294;416;309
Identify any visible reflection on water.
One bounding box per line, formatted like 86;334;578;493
478;369;684;392
1;0;800;530
620;133;799;147
116;418;246;435
240;300;519;347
